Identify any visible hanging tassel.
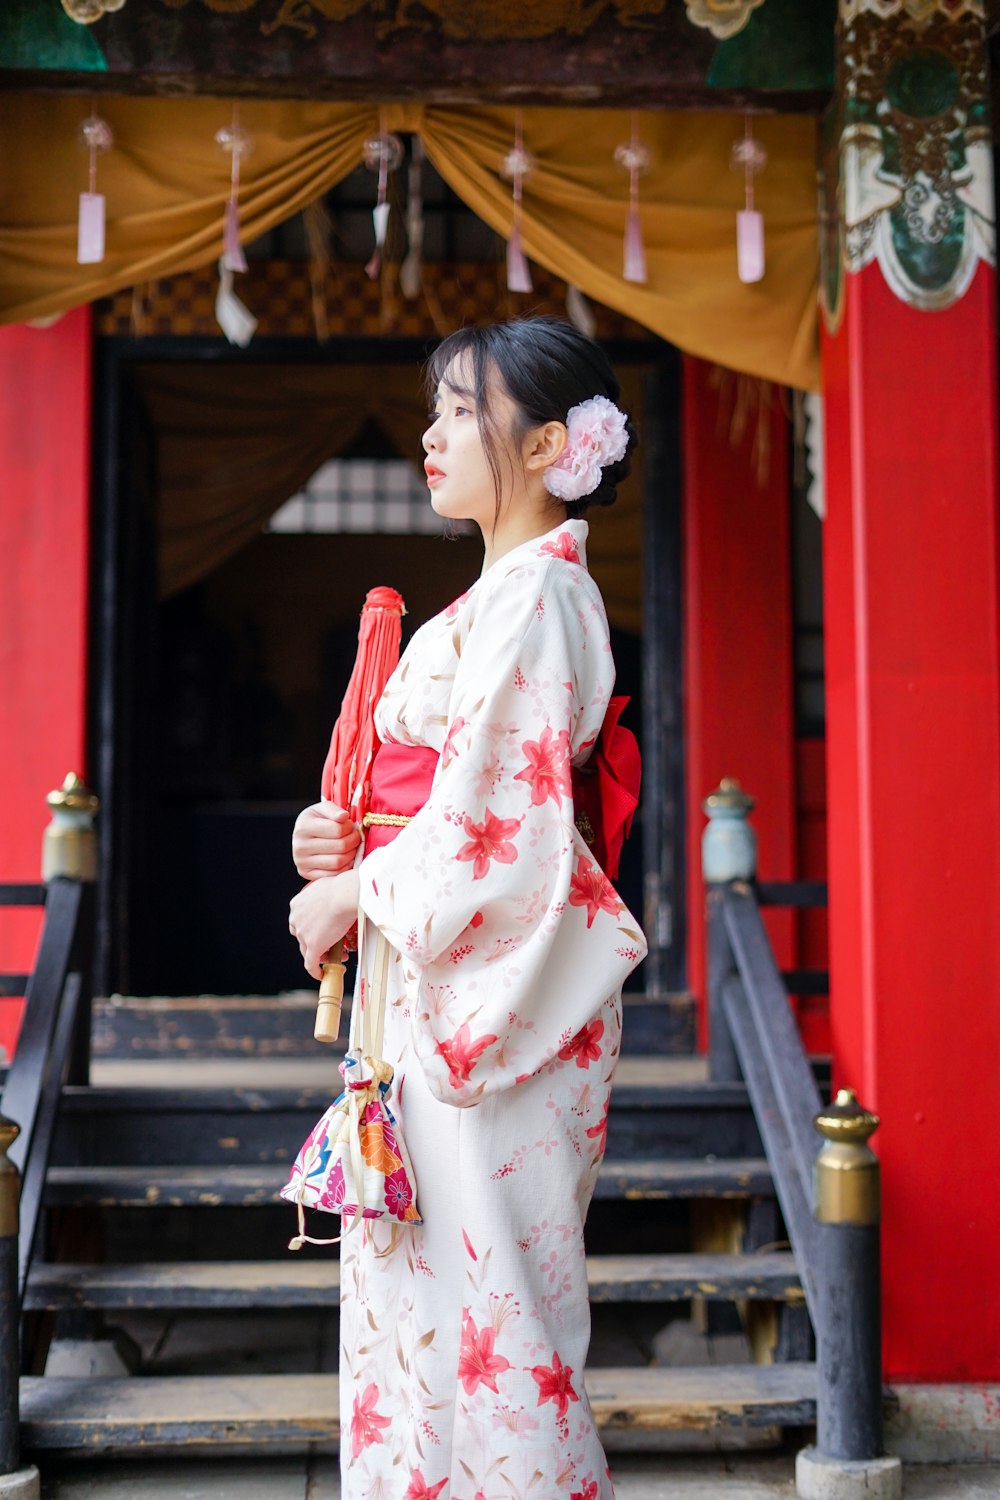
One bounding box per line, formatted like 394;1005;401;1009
399;137;425;301
215;104;253;274
506;221;532;295
623;202;647;285
615;113;650;286
363;117;403;282
501;112;535;295
214;106;255;344
77;111;113;265
731;115;767;284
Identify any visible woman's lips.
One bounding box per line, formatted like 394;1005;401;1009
425;464;445;487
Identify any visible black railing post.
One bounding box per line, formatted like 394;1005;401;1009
796;1088;902;1500
0;1116;19;1476
703;778;756;1082
0;1114;38;1497
42;774;98;1086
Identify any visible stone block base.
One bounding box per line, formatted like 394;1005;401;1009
796;1447;903;1500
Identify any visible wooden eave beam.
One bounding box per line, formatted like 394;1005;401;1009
0;69;828;112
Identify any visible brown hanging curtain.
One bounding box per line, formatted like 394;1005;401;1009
140;358;646;633
141;362;430;599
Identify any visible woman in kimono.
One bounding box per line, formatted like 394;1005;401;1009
289;317;648;1500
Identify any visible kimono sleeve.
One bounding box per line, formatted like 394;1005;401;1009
357;559;647;1106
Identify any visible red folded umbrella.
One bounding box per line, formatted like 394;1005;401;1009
314;585;406;1043
322;585;406;822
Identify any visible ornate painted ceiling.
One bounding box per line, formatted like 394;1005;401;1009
0;0;835;104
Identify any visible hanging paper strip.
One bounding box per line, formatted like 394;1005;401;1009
215;257;257;348
614;113;650;286
731;116;767;285
77;111;113;265
500;112;535;295
363;119;404;282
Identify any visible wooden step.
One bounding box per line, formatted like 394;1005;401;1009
43;1156;775;1209
92;990;698;1060
20;1364;818;1451
67;1057;752;1110
55;1058;774;1165
25;1251;802;1311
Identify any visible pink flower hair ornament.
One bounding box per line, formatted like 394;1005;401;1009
543;395;630;503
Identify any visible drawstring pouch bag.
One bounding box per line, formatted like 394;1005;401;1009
282;924;422;1249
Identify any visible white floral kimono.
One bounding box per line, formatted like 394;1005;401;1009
340;519;647;1500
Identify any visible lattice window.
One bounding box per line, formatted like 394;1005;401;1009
269;457;469;535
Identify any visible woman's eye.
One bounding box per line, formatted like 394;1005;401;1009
426;410;441;423
455;405;471;417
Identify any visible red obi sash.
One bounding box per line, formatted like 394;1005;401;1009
365;699;640;880
364;743;441;855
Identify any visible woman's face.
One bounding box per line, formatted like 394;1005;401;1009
422;355;522;529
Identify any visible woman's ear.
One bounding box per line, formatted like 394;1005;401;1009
524;421;568;474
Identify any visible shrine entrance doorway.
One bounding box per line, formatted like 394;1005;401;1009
90;322;675;1002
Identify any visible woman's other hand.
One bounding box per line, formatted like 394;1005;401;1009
292;801;361;879
288;870;361;981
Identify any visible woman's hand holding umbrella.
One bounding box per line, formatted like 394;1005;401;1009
290;586;406;1042
292;803;360;879
288;868;360;982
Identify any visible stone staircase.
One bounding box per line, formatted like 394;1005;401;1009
16;995;822;1457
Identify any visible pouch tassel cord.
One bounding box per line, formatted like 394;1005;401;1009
292;931;398;1254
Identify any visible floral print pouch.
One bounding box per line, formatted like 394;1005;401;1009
281;927;422;1247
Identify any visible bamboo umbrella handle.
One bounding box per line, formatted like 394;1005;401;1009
315;939;346;1044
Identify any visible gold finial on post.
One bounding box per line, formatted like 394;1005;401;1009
0;1116;21;1240
813;1087;881;1227
42;773;99;883
702;776;758;883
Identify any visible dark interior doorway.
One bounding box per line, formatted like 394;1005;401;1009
90;339;660;1000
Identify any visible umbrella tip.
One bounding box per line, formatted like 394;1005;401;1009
364;586;406;615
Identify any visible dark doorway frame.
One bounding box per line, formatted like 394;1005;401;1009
89;333;685;1001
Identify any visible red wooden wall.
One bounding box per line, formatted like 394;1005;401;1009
822;263;1000;1381
0;309;92;1061
682;356;798;1047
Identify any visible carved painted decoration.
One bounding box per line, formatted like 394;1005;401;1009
9;0;839;96
95;0;674;39
684;0;766;40
824;0;994;318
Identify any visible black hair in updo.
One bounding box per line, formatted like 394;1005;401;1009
425;316;636;522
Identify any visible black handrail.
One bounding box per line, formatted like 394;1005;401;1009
0;778;97;1486
703;790;896;1489
2;880;92;1294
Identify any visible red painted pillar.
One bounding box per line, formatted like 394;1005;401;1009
682;356;797;1046
823;4;1000;1380
0;308;92;1060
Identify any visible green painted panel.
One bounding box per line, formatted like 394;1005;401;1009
0;0;107;70
708;0;834;91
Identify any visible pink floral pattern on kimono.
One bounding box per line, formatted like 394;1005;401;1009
338;520;647;1499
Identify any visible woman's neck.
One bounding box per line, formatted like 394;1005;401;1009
479;502;568;574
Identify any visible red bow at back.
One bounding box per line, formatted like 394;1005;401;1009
571;695;641;883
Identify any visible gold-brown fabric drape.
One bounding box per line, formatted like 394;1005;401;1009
1;95;819;389
0;97;372;324
413;105;819;392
